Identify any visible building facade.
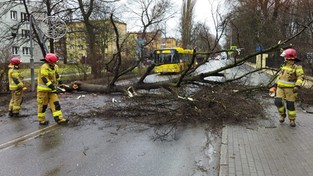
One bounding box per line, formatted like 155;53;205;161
0;0;45;63
55;20;127;64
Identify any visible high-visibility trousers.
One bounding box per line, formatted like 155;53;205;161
274;87;297;120
37;91;65;122
9;90;23;113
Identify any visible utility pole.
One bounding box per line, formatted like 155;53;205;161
29;15;35;92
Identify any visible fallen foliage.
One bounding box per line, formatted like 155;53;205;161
1;83;312;132
95;84;267;130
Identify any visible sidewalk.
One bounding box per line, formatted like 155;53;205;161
219;101;313;176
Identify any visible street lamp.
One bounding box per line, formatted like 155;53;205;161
29;15;35;92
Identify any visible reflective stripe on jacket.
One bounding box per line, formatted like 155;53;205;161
37;63;59;92
276;64;304;88
8;67;23;90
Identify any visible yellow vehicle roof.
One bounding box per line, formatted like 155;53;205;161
155;47;193;54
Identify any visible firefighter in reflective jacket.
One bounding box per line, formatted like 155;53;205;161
8;57;24;117
272;48;304;127
37;53;69;125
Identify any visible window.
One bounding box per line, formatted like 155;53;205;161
12;46;19;55
22;30;30;38
10;11;17;20
78;45;83;50
22;47;30;55
21;12;29;21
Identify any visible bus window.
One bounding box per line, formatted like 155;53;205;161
163;54;172;64
154;54;160;64
154;53;173;64
173;53;180;63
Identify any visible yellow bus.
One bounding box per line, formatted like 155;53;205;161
152;47;195;74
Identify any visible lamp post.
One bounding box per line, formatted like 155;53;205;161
29;15;35;92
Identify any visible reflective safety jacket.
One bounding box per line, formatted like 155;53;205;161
276;63;304;88
37;63;61;92
8;65;23;90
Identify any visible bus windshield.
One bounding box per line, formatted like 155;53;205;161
153;49;180;64
155;53;173;64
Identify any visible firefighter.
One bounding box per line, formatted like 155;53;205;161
37;53;69;125
8;57;24;117
271;48;304;127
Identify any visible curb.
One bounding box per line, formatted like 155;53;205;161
219;125;228;176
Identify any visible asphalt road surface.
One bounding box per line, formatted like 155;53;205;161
0;59;270;176
0;92;220;176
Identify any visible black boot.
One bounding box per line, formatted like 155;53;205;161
54;116;69;125
12;113;19;118
8;111;13;117
279;114;286;123
39;120;49;126
290;120;296;127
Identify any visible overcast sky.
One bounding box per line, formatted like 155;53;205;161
118;0;227;38
167;0;214;38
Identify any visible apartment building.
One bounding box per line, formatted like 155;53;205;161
54;20;127;64
0;0;45;63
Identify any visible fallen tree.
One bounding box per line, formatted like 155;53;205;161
68;18;313;98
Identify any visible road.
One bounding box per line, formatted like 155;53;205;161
0;93;220;176
0;60;270;176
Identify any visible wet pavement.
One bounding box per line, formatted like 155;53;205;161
219;98;313;176
0;92;221;176
0;119;220;176
1;59;308;176
1;60;239;176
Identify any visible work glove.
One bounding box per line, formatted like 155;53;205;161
48;84;58;93
293;86;299;93
17;85;24;91
269;87;276;97
269;87;276;93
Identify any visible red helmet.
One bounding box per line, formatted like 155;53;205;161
45;53;58;63
280;48;297;59
10;57;21;65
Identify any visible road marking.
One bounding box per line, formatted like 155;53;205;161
0;124;59;152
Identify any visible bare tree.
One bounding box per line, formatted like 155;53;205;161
127;0;175;56
0;48;12;92
75;0;119;78
180;0;197;48
72;16;313;96
191;22;220;52
227;0;313;75
96;0;176;87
